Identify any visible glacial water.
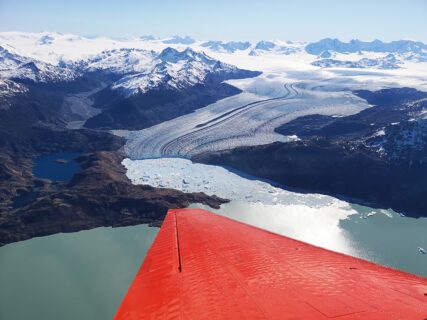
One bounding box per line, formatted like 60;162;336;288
0;224;158;320
191;201;427;278
1;158;426;320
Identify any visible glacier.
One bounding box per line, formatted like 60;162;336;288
121;77;370;159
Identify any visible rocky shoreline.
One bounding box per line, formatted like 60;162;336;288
0;150;226;246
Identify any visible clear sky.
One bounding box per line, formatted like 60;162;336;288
1;0;426;42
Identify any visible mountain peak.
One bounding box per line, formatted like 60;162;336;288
38;34;55;45
254;41;276;51
19;61;40;72
159;47;210;64
201;40;251;53
140;35;156;41
163;35;195;45
159;47;183;62
110;47;245;97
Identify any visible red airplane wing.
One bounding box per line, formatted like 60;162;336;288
115;208;427;319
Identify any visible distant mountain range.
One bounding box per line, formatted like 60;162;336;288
305;38;427;55
1;33;427;95
0;48;260;130
0;41;257;101
201;41;251;53
1;32;427;120
312;54;402;70
163;35;195;45
306;38;427;65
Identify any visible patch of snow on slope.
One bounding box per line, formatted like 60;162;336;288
0;46;78;82
0;79;28;99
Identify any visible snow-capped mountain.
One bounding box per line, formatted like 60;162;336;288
0;46;28;69
254;41;276;51
163;35;195;45
312;54;402;70
249;40;302;56
1;31;427;99
2;32;427;74
38;34;55;45
306;38;427;65
306;38;427;55
200;41;251;53
140;35;156;41
76;48;157;74
110;47;241;97
83;47;260;130
199;40;304;55
0;79;27;99
0;46;78;83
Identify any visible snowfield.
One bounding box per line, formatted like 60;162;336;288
0;79;27;100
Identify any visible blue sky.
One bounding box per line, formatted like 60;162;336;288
1;0;426;42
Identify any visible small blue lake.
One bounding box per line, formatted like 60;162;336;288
33;152;81;182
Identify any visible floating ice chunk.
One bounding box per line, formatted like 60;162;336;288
122;158;352;211
380;210;393;218
366;211;376;217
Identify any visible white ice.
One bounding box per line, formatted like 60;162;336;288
122;76;371;159
123;157;358;254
